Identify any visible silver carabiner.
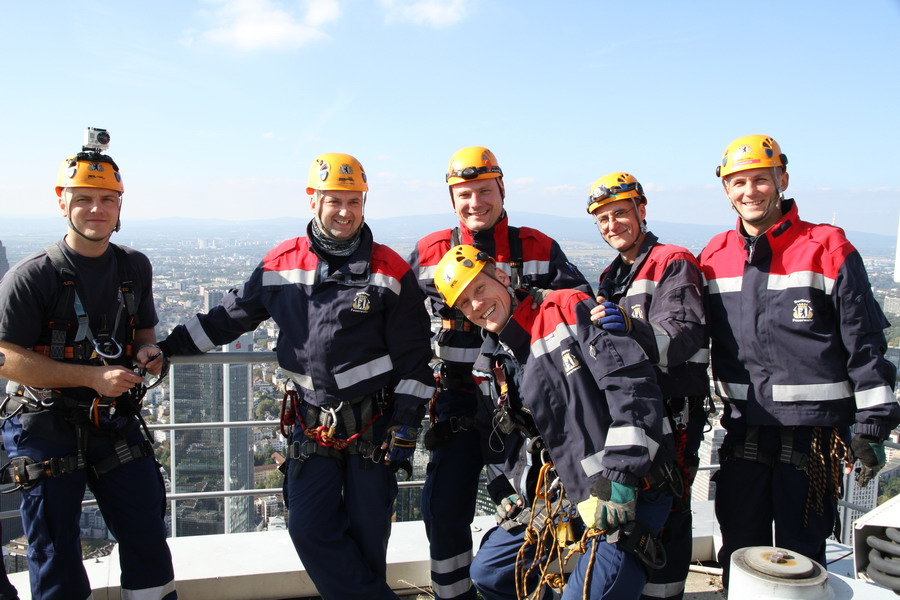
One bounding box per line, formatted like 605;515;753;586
92;337;123;361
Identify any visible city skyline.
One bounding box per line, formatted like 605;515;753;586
1;2;899;235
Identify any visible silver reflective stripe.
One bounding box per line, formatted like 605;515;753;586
581;450;606;478
772;380;852;402
522;259;551;277
626;279;656;297
707;276;742;295
186;317;216;353
714;380;749;400
262;268;316;287
767;270;834;295
687;347;709;365
370;272;401;296
855;385;898;410
334;355;393;389
662;417;672;436
431;577;473;599
530;321;575;359
419;264;437;282
642;579;685;598
652;323;671;368
283;368;315;391
121;580;176;600
607;425;658;460
395;378;434;400
478;380;494;398
580;426;659;478
432;549;473;573
436;344;481;363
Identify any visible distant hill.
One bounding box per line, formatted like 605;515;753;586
1;212;895;260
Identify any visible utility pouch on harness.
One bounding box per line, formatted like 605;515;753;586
607;519;667;571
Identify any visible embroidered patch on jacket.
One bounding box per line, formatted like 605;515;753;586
561;349;581;375
792;299;813;323
351;291;371;313
630;305;644;319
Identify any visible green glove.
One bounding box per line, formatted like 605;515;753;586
851;434;886;488
496;493;524;521
582;478;637;533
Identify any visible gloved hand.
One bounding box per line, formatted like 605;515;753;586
850;433;886;488
530;288;551;309
383;423;419;463
496;493;524;521
577;478;637;533
592;302;632;333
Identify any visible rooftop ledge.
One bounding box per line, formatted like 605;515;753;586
7;501;897;599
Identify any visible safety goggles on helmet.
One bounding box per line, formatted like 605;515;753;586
586;173;643;214
445;164;503;183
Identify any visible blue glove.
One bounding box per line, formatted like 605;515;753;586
595;302;631;333
850;434;886;488
385;423;419;462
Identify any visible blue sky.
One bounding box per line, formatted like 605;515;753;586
2;0;899;235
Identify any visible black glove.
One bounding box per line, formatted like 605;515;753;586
850;433;886;488
496;493;524;522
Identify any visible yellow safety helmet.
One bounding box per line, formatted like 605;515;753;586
306;152;368;195
446;146;503;186
716;135;788;178
55;152;124;196
586;172;644;214
434;245;494;307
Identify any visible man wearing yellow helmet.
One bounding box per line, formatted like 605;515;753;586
159;152;434;600
0;129;175;600
407;146;590;600
432;245;676;600
586;172;708;600
699;135;899;587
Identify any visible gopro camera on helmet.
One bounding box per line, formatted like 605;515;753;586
83;127;111;153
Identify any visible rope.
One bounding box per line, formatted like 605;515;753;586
804;427;848;527
514;462;576;599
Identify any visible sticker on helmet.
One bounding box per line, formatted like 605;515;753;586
88;162;104;172
339;163;354;175
318;160;330;182
66;166;77;179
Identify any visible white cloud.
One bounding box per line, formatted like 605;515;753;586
511;177;536;185
201;0;340;51
379;0;473;27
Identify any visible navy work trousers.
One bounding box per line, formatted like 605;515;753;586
714;425;839;588
2;414;176;600
285;449;399;600
471;491;673;600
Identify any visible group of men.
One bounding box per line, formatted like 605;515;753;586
0;132;895;600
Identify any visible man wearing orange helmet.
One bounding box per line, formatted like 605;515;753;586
407;147;590;600
433;245;675;600
159;152;434;600
587;172;708;600
0;129;175;600
699;135;899;586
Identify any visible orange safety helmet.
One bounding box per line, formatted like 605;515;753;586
306;152;368;195
55;152;123;196
716;135;788;178
434;245;494;307
586;172;644;214
445;146;503;186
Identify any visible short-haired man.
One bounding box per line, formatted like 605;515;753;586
434;245;675;600
0;129;175;599
587;172;708;600
407;147;590;600
699;135;899;585
159;153;435;600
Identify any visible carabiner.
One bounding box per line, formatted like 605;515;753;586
92;337;123;360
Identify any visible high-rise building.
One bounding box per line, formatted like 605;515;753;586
203;290;226;312
0;241;9;280
894;213;900;283
694;422;727;503
169;333;254;536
